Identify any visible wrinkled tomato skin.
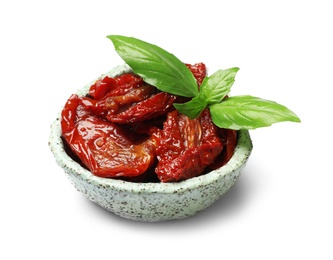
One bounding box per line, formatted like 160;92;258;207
154;109;223;182
61;63;238;182
89;74;144;100
61;94;94;133
61;94;81;133
88;73;177;124
61;95;155;178
89;76;118;100
186;63;207;86
208;129;238;170
107;92;176;124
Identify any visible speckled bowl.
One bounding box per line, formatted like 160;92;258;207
49;64;253;222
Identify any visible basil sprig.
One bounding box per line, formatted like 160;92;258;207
107;35;300;130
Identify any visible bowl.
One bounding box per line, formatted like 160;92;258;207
48;64;253;222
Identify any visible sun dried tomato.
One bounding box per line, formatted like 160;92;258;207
61;94;156;178
154;109;223;182
106;92;176;123
89;76;118;100
208;129;238;170
89;73;144;100
186;62;207;86
88;73;178;124
60;63;237;182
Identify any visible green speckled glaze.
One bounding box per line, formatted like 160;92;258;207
48;64;253;222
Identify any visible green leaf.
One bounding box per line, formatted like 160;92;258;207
173;94;207;119
107;35;199;97
106;35;301;130
209;95;301;130
200;67;239;104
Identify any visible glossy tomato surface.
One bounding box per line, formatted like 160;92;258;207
61;63;237;182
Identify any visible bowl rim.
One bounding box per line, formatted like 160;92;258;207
49;64;253;194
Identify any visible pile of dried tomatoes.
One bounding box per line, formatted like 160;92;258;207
61;63;237;182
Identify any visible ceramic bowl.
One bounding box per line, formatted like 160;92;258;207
48;64;253;222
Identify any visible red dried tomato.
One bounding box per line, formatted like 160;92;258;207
89;76;118;100
89;74;144;100
60;63;237;182
61;94;156;178
154;109;223;182
106;92;176;123
208;129;238;170
186;62;207;86
88;73;178;124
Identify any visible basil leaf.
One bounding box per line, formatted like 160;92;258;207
107;35;301;130
209;95;301;130
173;94;207;119
200;67;239;104
107;35;199;97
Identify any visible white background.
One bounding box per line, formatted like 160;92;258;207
1;0;332;259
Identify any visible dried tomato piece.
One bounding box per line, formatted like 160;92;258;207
155;109;223;182
104;85;157;115
61;95;155;178
87;64;206;126
114;73;144;92
208;129;238;170
186;62;207;86
106;92;176;124
89;73;144;100
89;76;118;100
61;94;83;133
89;73;176;124
61;63;237;183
